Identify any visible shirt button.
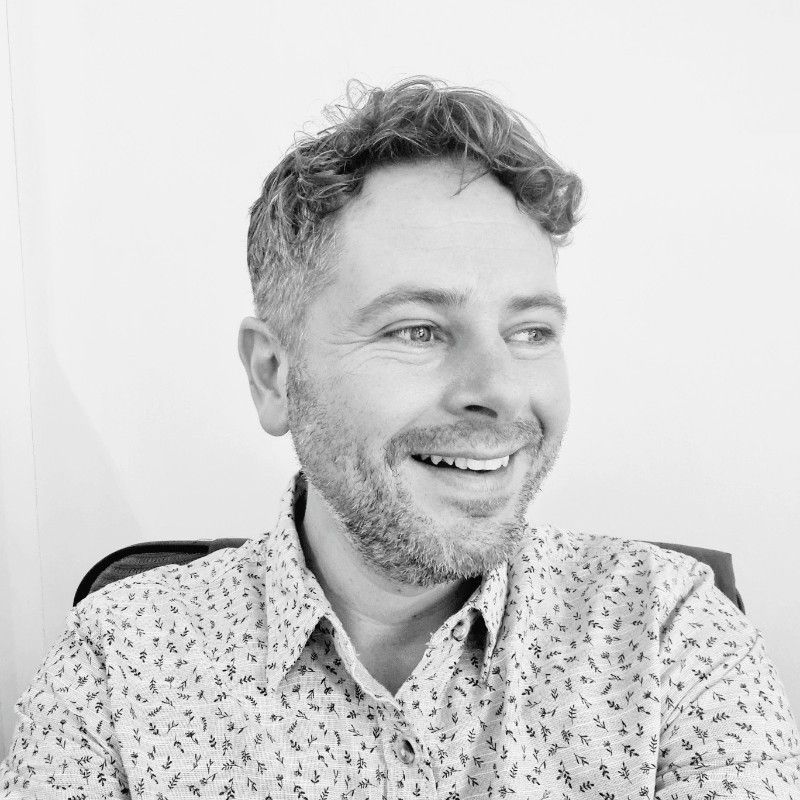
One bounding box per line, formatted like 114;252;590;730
398;738;416;765
451;619;468;641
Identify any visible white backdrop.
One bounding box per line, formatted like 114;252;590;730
2;0;799;754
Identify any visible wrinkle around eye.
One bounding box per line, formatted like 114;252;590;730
330;342;443;374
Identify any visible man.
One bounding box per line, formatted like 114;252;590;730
2;77;798;799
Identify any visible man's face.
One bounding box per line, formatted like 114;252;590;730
286;159;570;587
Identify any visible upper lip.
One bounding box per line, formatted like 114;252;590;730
412;447;521;461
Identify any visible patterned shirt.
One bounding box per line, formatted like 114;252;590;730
2;472;798;799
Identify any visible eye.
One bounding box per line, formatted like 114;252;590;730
388;325;439;344
508;327;555;345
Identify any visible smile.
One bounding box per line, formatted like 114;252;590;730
411;453;510;472
407;448;521;503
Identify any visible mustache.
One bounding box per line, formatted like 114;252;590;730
386;418;543;463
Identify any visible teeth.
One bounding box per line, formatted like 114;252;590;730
417;454;510;471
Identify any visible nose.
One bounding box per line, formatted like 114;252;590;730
441;333;527;421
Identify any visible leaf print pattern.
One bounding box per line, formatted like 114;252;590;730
2;470;798;798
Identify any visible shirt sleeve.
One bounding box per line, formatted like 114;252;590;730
0;606;128;799
655;559;800;799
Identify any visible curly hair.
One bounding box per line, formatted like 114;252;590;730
247;76;583;353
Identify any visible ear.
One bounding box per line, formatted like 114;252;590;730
238;317;290;436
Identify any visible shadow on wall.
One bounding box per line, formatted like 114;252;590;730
0;473;37;757
27;354;143;641
2;351;146;750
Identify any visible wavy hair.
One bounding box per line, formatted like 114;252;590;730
247;76;583;353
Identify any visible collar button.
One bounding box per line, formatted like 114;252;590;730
451;619;468;641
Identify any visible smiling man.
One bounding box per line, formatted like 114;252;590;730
2;77;798;799
241;153;572;696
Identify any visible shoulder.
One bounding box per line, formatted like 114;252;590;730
509;523;726;624
71;535;267;632
513;522;716;585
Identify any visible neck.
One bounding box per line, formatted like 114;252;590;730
296;479;480;647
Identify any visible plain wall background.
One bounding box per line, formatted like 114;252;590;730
2;0;799;754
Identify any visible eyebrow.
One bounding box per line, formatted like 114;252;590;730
352;285;568;326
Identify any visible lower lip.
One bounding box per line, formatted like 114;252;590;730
408;454;518;493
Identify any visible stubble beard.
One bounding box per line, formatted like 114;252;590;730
286;358;564;587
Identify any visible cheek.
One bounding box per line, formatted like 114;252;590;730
334;364;441;438
526;358;571;432
353;375;437;420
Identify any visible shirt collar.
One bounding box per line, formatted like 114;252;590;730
260;472;332;697
465;557;508;684
259;471;509;695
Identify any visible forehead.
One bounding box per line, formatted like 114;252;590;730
329;160;558;306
